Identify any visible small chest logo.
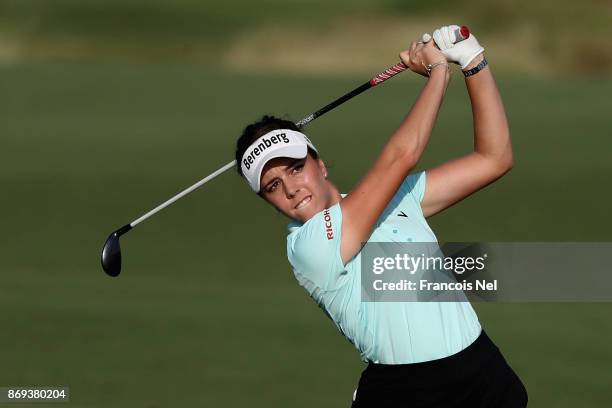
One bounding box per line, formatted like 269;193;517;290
398;211;408;218
323;209;334;240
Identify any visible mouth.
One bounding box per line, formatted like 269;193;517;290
294;195;312;210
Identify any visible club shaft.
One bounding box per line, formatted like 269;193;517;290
130;160;236;227
296;62;410;128
292;26;472;127
296;82;372;128
128;61;412;228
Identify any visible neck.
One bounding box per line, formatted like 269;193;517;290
325;180;343;207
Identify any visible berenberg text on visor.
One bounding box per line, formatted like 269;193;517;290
243;133;291;171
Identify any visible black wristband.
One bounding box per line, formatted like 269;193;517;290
463;57;488;77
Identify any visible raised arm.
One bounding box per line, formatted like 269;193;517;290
339;39;450;264
421;26;513;218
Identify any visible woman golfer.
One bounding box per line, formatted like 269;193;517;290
236;25;527;407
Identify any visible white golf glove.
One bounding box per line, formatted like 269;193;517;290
431;25;484;69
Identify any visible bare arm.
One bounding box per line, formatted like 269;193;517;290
339;41;450;264
421;54;513;218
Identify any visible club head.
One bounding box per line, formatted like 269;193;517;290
101;232;122;277
101;224;132;277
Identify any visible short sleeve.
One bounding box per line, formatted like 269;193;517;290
286;203;346;291
398;171;427;205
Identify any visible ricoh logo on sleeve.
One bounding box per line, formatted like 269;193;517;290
243;133;290;170
323;208;334;240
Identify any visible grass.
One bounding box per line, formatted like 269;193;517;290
1;61;611;407
0;0;610;74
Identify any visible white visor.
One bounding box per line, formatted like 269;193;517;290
241;129;318;192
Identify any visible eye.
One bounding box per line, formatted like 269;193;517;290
266;180;280;193
291;163;304;174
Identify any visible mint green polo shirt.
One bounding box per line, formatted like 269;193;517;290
287;171;481;364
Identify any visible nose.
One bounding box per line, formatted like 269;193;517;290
283;178;299;199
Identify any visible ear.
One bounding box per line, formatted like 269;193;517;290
316;158;328;179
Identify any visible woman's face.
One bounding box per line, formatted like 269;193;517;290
259;154;333;223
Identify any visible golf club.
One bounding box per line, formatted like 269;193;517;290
101;26;470;277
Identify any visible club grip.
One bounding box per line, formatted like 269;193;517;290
370;62;408;86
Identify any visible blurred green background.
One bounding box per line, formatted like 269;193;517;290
1;1;611;407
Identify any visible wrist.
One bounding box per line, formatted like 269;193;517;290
423;60;448;76
428;63;450;81
463;53;485;71
463;57;488;78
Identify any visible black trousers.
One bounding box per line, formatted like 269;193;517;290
351;331;528;407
